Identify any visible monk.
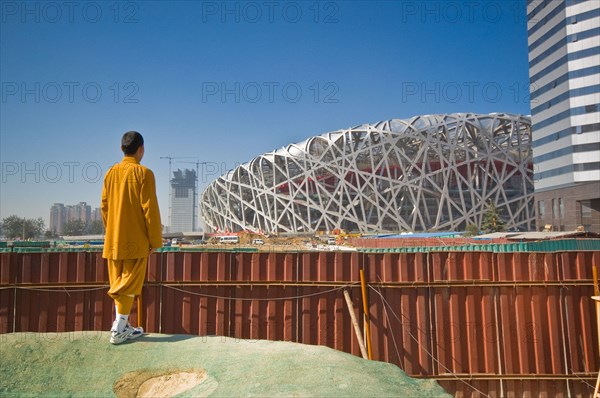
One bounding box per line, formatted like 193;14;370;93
101;131;162;344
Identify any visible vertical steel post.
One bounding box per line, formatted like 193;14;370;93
360;268;373;360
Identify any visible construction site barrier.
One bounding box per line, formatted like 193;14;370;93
354;238;600;253
1;249;599;397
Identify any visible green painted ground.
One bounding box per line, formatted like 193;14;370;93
0;332;450;397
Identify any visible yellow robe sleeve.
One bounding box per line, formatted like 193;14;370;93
140;169;163;249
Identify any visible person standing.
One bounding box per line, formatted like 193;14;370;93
101;131;162;344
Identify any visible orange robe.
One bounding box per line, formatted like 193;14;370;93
101;156;162;259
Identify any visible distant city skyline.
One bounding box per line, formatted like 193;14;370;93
49;202;101;234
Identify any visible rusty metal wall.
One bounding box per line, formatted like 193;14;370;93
1;249;599;397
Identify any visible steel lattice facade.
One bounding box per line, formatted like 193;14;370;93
200;113;534;233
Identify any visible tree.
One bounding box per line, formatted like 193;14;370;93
44;230;59;239
1;215;45;239
62;220;87;236
481;201;506;233
86;220;105;235
464;223;480;237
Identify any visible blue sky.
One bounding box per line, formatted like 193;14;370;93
0;0;531;230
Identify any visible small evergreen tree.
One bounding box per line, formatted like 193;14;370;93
481;201;506;233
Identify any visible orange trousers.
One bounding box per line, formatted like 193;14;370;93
107;257;147;315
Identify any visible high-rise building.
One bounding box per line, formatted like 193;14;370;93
526;0;600;232
50;202;94;235
49;203;66;234
91;207;102;223
170;169;197;232
66;202;92;224
80;202;92;224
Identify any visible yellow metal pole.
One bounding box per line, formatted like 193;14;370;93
137;252;151;329
360;269;373;360
593;265;599;359
137;294;143;329
593;264;599;296
592;265;600;397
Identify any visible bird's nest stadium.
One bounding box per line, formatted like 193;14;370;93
200;113;534;233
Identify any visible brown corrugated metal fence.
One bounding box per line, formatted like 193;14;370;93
1;249;599;397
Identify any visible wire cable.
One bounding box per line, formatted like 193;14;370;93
162;283;358;301
369;285;491;398
374;283;403;370
1;285;109;293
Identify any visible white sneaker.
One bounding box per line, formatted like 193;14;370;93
110;319;119;333
110;323;144;345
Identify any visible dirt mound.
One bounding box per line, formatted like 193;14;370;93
0;332;450;397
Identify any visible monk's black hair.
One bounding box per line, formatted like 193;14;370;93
121;131;144;155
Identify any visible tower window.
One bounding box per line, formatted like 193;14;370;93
538;200;545;217
175;187;189;198
582;200;592;218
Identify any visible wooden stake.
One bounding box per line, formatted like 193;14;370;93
343;290;368;359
